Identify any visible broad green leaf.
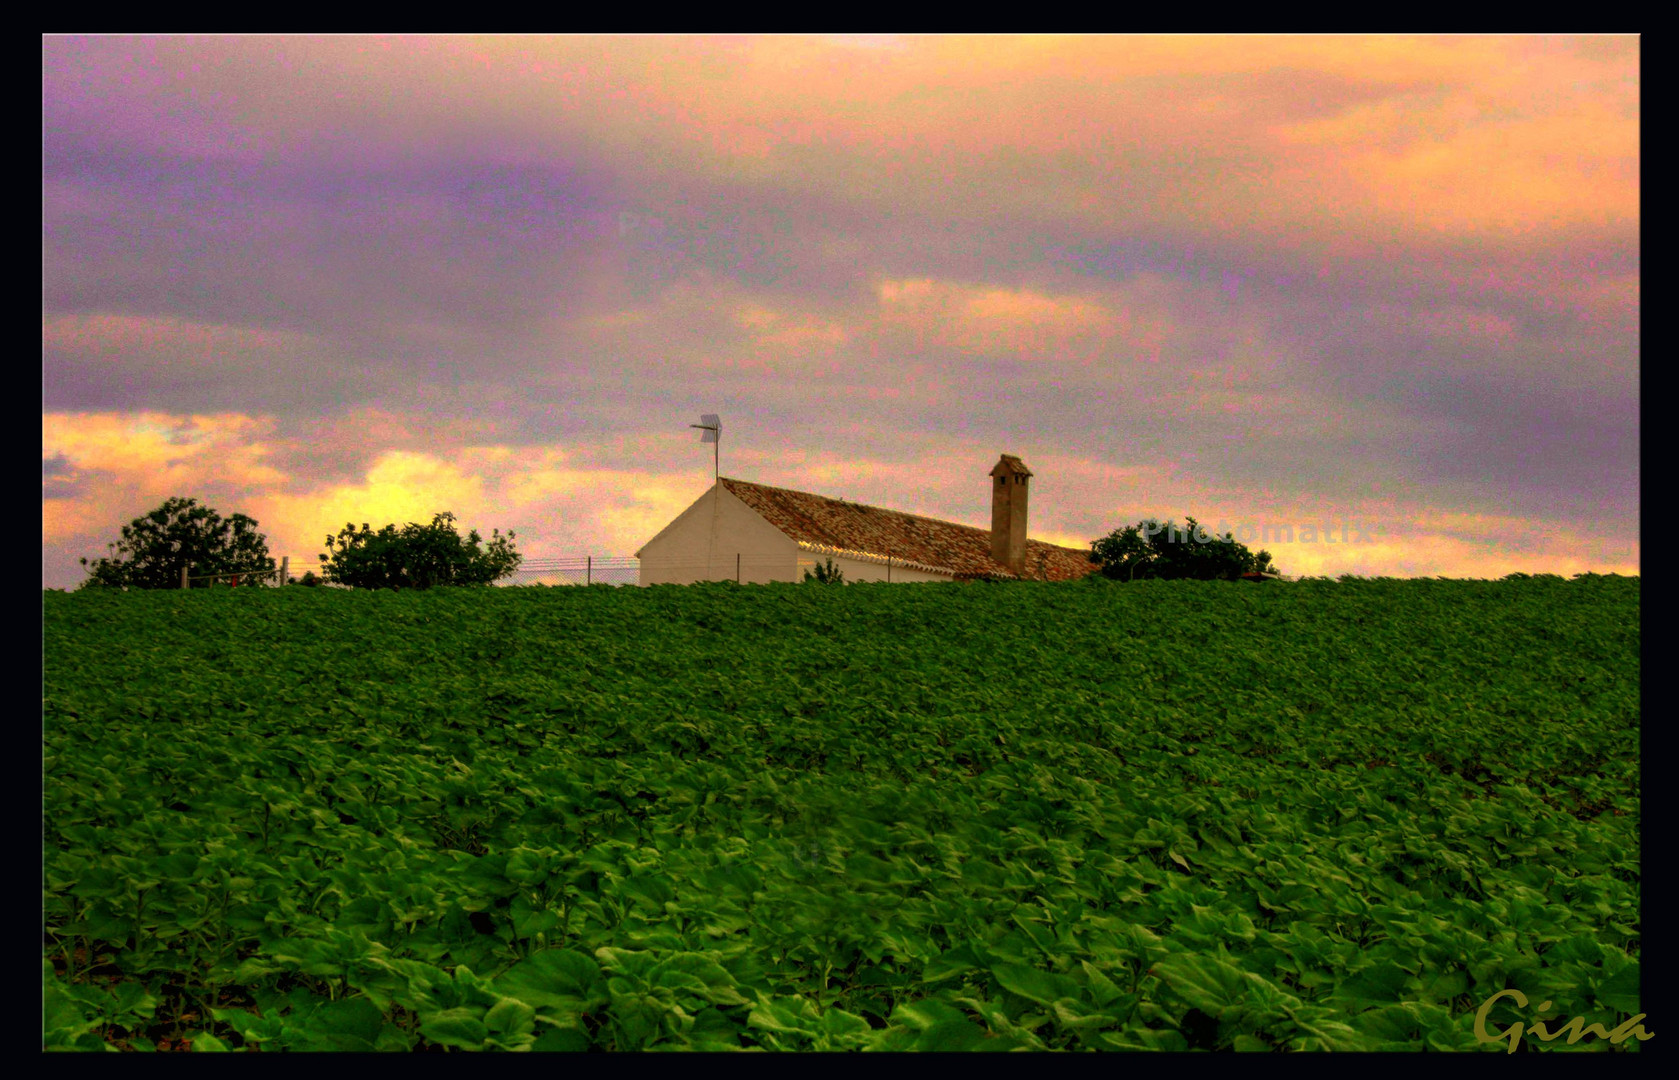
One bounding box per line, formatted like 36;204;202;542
1333;961;1411;1007
420;1008;490;1051
486;996;537;1038
189;1032;231;1051
650;953;751;1006
1593;964;1642;1015
890;998;972;1031
42;975;101;1047
494;949;603;1009
595;946;659;981
1080;961;1127;1009
531;1026;592;1051
292;995;386;1051
1091;1025;1190;1051
1052;999;1119;1032
921;943;983;983
1149;953;1253;1015
211;1007;287;1044
747;993;817;1037
912;1020;991;1051
1423;968;1468;1002
819;1007;873;1039
991;962;1081;1006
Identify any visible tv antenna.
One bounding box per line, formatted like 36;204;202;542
690;414;720;483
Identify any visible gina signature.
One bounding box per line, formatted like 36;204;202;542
1474;989;1652;1053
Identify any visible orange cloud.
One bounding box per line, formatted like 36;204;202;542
103;35;1634;255
43;412;285;492
735;304;850;367
42;407;733;574
876;278;1125;363
41;406;1637;584
630;35;1637;250
42;412;287;546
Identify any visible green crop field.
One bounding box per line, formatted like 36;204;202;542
42;574;1641;1052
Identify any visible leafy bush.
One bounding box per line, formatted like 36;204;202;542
318;512;521;590
1089;516;1277;582
803;557;846;584
78;496;275;590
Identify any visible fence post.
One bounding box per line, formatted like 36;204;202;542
280;556;288;587
181;565;189;590
587;555;591;586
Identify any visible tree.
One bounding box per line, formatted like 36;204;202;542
78;497;275;590
803;557;846;584
1088;516;1279;582
318;511;521;590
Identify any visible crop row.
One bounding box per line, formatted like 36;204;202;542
43;575;1641;1050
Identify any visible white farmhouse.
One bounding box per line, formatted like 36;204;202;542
635;454;1095;586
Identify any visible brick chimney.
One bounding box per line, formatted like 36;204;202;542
990;454;1032;575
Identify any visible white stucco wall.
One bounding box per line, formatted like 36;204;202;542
795;552;950;584
636;484;800;585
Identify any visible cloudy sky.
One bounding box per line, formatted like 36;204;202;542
43;35;1639;587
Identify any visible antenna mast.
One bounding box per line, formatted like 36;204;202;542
690;414;720;483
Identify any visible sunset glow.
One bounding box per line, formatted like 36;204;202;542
43;35;1638;586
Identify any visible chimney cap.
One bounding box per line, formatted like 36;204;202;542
990;454;1033;478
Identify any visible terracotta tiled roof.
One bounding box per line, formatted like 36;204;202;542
719;477;1097;582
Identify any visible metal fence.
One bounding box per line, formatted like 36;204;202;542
174;554;957;589
180;566;283;587
174;556;641;588
498;556;640;587
184;554;973;589
277;557;350;587
181;558;309;587
181;558;348;587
